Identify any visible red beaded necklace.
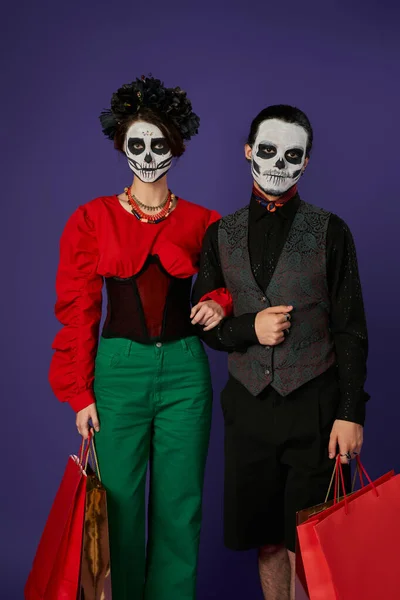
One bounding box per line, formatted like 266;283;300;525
124;186;175;223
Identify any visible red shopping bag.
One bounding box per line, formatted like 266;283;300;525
25;441;91;600
316;460;400;600
296;458;363;598
297;457;396;600
296;461;348;598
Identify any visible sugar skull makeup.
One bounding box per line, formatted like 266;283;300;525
124;121;173;183
251;119;308;196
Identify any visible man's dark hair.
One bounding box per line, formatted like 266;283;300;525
247;105;313;157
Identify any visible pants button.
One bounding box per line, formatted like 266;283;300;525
156;342;162;348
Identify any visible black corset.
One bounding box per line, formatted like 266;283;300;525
102;255;195;344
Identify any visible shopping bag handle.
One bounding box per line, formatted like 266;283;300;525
348;455;377;498
335;456;349;513
326;455;379;514
325;455;345;503
79;431;93;469
89;439;102;482
354;456;376;492
351;457;365;490
78;432;102;481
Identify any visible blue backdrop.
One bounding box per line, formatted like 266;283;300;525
2;1;400;598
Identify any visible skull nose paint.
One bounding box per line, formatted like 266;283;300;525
144;153;153;164
275;158;285;169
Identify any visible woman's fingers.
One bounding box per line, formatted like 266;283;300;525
191;304;209;325
190;303;202;320
192;305;213;325
90;407;100;432
203;318;221;331
191;301;224;326
79;421;90;440
76;403;100;439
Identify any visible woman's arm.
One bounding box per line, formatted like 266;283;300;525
49;205;103;419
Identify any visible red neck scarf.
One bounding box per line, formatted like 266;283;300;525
252;184;298;212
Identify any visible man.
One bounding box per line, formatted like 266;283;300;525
191;105;368;600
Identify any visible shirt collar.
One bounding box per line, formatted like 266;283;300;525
249;185;301;222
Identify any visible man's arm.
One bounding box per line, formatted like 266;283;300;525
327;215;369;463
192;222;259;352
328;216;369;426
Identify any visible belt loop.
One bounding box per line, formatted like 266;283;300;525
124;340;133;356
181;338;189;353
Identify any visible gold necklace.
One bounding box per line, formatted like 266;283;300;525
124;187;175;223
124;188;169;212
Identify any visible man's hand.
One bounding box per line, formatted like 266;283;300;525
329;419;364;464
254;305;293;346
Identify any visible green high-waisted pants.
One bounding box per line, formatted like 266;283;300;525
93;336;212;600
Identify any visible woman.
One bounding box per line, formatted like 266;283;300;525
49;76;231;600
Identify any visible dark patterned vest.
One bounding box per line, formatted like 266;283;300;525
218;201;336;397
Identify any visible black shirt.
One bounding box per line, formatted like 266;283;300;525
192;191;369;425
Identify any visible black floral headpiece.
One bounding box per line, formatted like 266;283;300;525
99;76;200;141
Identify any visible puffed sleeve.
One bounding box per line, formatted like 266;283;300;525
49;205;103;413
206;209;221;227
198;209;233;316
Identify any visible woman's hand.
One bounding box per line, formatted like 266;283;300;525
76;403;100;440
191;300;225;331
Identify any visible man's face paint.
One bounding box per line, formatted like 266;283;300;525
125;121;172;183
250;119;308;196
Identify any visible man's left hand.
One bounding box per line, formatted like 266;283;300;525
328;419;364;464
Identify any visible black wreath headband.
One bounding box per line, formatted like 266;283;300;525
99;76;200;142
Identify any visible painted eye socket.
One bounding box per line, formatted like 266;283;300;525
151;138;170;155
256;144;277;160
285;148;304;164
127;138;146;154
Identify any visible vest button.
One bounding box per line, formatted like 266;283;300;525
265;346;271;350
261;296;267;302
265;369;270;375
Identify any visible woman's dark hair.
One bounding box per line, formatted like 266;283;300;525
113;108;185;158
247;105;313;157
99;76;200;159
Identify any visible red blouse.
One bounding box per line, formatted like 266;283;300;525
49;195;231;413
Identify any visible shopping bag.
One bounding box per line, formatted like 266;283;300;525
316;460;400;600
297;456;396;600
296;460;350;599
79;444;112;599
25;442;90;600
25;435;112;600
296;506;318;598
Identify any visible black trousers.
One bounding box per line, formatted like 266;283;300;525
221;366;350;553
